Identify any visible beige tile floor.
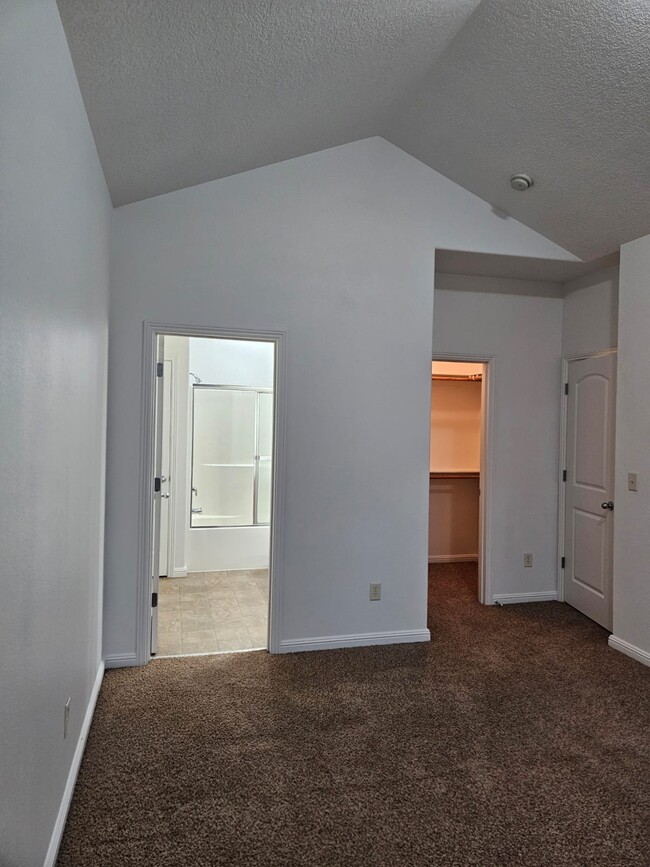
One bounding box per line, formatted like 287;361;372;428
156;569;269;656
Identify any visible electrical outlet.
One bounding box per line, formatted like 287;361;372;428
369;582;381;601
628;472;638;492
64;698;71;739
524;553;533;568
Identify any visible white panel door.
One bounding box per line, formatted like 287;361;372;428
564;353;616;630
151;335;165;655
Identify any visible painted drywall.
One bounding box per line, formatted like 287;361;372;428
186;338;273;572
189;336;274;388
432;361;483;377
0;1;111;864
562;267;619;357
104;137;574;661
430;380;481;472
429;478;479;561
612;234;650;661
428;378;481;561
433;275;564;597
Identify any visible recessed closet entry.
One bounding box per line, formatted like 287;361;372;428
429;361;483;595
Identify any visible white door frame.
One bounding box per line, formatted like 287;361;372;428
557;348;617;602
136;321;287;666
430;352;496;605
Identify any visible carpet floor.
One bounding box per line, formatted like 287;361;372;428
58;564;650;866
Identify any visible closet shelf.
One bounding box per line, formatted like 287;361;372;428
430;471;480;479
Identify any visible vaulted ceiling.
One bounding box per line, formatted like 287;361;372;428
58;0;650;260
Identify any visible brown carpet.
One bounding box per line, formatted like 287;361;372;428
58;564;650;866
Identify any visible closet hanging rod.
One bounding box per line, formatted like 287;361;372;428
431;374;482;381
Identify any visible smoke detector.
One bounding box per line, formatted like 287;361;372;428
510;173;534;192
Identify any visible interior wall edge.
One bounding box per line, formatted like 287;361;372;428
607;635;650;669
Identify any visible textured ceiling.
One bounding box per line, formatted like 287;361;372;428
56;0;480;206
386;0;650;260
58;0;650;258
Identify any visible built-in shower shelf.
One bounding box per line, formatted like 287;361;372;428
202;463;255;467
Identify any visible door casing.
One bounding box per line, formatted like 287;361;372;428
136;322;287;666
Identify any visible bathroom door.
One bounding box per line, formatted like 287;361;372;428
151;335;165;655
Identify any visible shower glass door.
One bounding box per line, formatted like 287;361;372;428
191;386;273;527
255;392;274;524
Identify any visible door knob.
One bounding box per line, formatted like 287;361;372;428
601;501;614;511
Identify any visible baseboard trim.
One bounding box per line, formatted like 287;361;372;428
104;653;140;669
492;591;558;605
171;566;187;578
428;554;478;563
280;629;430;654
43;661;104;867
608;634;650;667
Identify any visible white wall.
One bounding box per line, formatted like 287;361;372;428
429;379;481;561
612;235;650;662
430;380;482;471
104;136;573;661
186;337;273;572
429;478;480;561
190;337;274;388
0;2;111;864
562;267;619;357
433;275;564;598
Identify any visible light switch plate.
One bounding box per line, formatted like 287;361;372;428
628;472;638;492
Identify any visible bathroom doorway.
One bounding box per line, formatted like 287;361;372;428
141;325;285;663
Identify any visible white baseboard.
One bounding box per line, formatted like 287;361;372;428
608;634;650;667
492;591;558;605
104;652;140;669
280;628;430;653
428;554;478;563
171;566;187;578
44;661;104;867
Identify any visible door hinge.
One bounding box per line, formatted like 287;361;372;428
561;556;565;569
152;591;158;608
563;469;567;482
156;361;164;377
154;476;161;492
564;382;569;395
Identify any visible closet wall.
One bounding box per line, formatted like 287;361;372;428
429;364;482;562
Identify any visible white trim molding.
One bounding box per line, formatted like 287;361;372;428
428;554;478;563
280;629;430;653
493;591;558;605
104;653;139;669
44;661;104;867
171;567;188;578
608;635;650;668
